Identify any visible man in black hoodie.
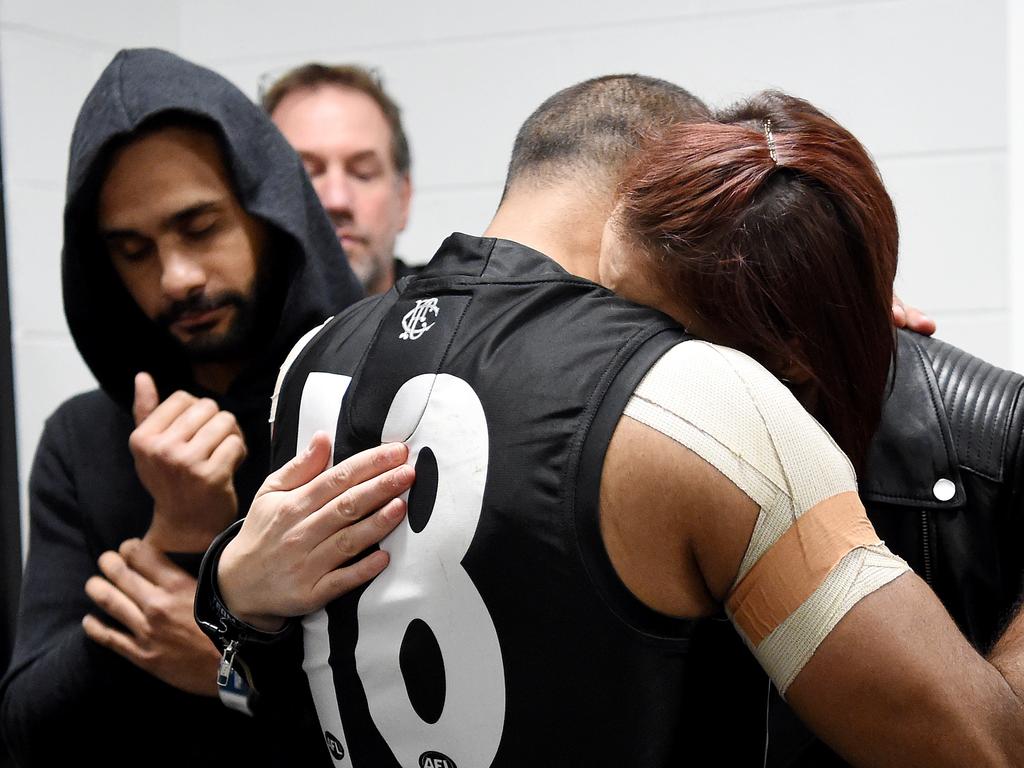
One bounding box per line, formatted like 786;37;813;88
0;48;370;766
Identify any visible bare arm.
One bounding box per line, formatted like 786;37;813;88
607;416;1024;765
601;341;1024;765
786;576;1024;766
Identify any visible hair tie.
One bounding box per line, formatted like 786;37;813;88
762;118;779;165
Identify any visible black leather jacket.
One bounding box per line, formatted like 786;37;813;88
865;330;1024;650
774;329;1024;766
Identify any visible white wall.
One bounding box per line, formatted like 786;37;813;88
1011;0;1024;370
0;0;181;551
0;0;1011;551
181;0;1009;364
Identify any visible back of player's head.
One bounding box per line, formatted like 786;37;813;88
261;62;411;176
615;90;898;470
502;74;709;197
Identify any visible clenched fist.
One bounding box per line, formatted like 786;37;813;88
130;372;247;552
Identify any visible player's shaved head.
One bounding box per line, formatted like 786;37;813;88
502;74;710;197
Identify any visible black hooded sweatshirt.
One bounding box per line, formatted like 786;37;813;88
0;48;361;766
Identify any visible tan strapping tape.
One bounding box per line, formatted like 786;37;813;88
726;491;880;646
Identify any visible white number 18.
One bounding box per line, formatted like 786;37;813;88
296;372;506;767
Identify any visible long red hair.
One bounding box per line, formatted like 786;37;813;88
617;91;898;471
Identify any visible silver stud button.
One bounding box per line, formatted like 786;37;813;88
933;478;955;502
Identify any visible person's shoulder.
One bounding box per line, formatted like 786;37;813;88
393;256;422;280
644;339;788;393
32;388;132;481
907;330;1024;396
898;330;1024;472
628;340;857;503
45;388;126;433
635;340;842;453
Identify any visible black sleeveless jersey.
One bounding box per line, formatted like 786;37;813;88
270;233;706;767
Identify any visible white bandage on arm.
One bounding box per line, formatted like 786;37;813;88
624;341;909;695
752;542;909;692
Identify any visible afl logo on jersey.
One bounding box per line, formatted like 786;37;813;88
400;298;440;340
324;730;345;760
419;751;457;768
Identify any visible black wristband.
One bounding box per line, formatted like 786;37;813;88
194;519;295;650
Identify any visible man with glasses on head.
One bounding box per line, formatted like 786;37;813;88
263;64;417;295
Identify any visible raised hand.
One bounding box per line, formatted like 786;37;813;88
83;538;221;696
129;372;247;552
217;433;413;632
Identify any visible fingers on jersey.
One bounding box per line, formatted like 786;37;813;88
255;430;334;495
301;463;413;543
308;496;407;572
217;440;413;625
312;546;392;607
263;434;411;517
305;441;411;514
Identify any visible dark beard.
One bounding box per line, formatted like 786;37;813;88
153;235;287;368
155;274;272;364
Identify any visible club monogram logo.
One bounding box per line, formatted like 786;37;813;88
400;298;440;340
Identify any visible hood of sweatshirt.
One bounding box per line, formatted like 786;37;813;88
62;47;363;412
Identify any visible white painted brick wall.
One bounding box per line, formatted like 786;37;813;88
1010;2;1024;369
0;0;181;550
0;0;1012;551
183;0;1009;366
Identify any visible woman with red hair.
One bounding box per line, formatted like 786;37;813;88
600;90;1024;766
600;90;897;473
